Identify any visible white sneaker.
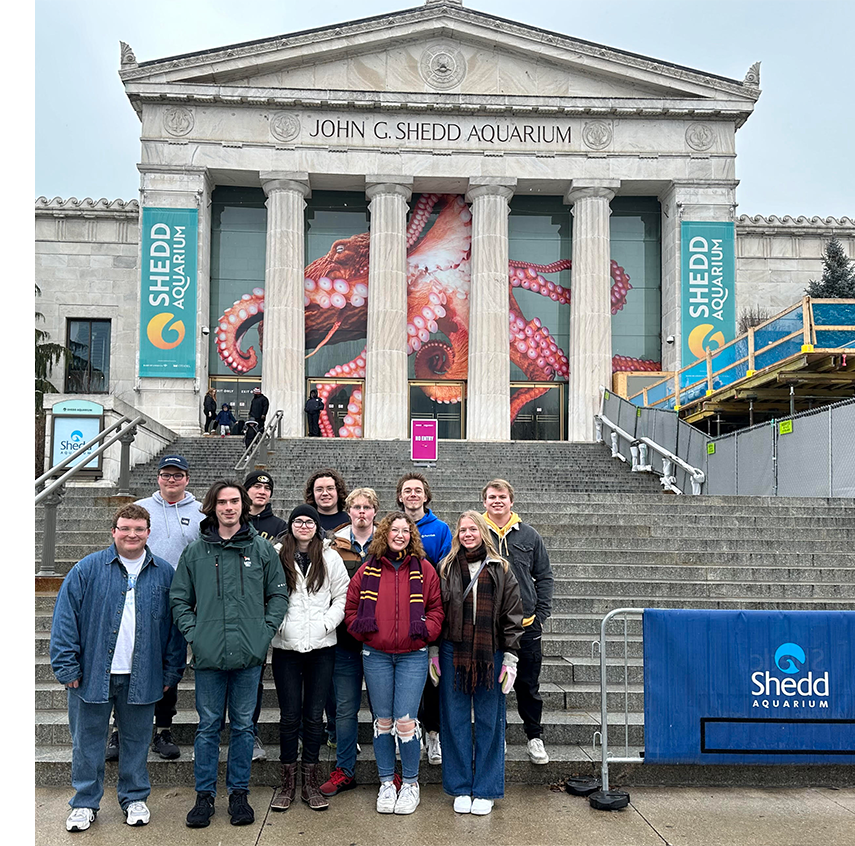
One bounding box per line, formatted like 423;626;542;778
471;798;494;815
527;737;549;764
125;801;151;826
252;735;266;761
66;808;96;832
394;782;420;815
426;731;442;765
453;795;472;814
376;781;397;814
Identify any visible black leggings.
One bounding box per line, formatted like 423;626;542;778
271;646;336;764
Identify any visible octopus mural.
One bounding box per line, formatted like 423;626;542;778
215;193;660;437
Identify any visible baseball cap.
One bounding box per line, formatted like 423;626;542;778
158;455;189;472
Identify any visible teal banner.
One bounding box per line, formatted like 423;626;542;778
139;207;197;378
681;221;736;368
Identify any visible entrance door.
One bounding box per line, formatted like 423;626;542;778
510;382;564;440
307;379;364;438
409;381;466;440
209;377;257;421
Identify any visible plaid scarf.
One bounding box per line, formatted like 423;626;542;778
350;553;429;641
452;546;496;693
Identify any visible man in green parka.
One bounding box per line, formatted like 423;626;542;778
170;479;288;828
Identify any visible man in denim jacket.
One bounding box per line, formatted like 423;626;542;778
50;504;186;833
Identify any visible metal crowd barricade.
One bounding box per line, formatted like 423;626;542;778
593;608;645;793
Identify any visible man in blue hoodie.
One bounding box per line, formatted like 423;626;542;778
100;455;203;762
395;472;452;766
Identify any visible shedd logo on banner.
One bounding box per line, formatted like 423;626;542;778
751;641;829;710
146;313;186;350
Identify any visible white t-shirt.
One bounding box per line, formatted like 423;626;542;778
110;553;146;674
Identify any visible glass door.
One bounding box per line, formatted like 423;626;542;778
409;381;466;440
307;379;364;438
510;382;564;440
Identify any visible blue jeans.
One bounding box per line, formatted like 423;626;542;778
194;666;262;796
332;646;364;777
361;645;428;784
68;675;155;811
438;641;506;799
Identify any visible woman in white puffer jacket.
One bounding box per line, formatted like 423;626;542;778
269;504;349;812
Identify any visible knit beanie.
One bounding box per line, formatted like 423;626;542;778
287;504;321;532
244;471;274;491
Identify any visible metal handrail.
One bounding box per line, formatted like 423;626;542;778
595;386;705;495
35;413;146;577
234;410;283;473
35;415;146;504
36;415;137;489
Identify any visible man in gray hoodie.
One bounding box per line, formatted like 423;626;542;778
105;455;203;762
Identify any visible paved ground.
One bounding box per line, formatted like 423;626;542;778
35;783;855;846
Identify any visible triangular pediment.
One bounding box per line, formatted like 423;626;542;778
121;2;759;107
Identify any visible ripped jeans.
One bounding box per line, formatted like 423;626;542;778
361;645;428;784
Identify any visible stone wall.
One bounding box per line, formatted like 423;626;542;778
735;214;855;322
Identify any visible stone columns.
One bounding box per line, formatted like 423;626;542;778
565;180;619;442
363;177;413;440
465;178;516;441
260;172;311;438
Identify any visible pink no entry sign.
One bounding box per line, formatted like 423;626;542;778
411;419;438;462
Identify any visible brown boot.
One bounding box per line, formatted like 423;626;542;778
271;762;297;811
301;763;329;810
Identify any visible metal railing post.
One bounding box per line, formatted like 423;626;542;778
37;483;65;577
116;425;138;496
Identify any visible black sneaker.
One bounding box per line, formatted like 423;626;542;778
228;790;255;826
105;730;119;762
152;729;180;760
186;792;215;828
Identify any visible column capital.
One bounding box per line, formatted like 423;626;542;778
466;177;516;203
260;172;311;198
365;176;413;202
564;179;620;205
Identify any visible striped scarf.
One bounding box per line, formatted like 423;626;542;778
452;546;496;694
350;554;429;641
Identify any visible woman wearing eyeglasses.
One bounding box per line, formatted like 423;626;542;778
269;505;349;812
344;512;443;816
432;511;523;816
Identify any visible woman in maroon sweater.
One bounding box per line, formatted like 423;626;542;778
345;512;443;816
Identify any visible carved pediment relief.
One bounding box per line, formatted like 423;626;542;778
122;4;758;106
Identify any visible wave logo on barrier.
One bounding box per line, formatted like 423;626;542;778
774;642;806;674
751;641;829;710
146;313;186;350
687;323;725;360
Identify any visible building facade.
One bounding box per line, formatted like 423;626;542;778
36;0;855;442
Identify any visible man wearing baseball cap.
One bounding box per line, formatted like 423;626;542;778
105;455;203;762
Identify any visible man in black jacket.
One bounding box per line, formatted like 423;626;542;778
248;387;269;428
481;478;553;765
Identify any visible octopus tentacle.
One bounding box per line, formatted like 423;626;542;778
406;193;441;247
612;355;661;372
215;288;264;373
315;348;366;438
510;385;551;422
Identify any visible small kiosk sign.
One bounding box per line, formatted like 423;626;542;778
411;420;438;463
50;399;103;472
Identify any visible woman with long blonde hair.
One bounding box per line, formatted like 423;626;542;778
432;511;523;816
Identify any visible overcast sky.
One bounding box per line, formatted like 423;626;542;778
35;0;853;219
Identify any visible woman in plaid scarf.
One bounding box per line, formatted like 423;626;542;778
344;512;443;816
432;511;524;816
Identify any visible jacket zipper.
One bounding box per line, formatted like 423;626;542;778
215;554;221;598
239;554;245;595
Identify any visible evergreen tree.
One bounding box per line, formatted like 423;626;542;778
805;237;855;298
35;284;68;414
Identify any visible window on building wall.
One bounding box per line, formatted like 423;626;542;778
66;319;110;393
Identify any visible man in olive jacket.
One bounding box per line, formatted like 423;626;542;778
170;479;288;828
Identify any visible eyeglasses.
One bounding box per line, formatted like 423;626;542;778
158;473;186;481
114;526;147;535
390;529;411;536
293;519;316;528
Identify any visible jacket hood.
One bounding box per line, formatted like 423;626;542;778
200;519;257;545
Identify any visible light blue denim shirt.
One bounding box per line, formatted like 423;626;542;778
50;543;186;704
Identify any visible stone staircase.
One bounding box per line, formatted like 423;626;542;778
35;437;855;787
